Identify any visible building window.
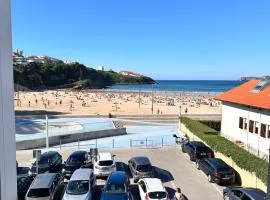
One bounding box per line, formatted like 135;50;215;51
261;124;266;138
268;125;270;139
244;118;248;130
249;120;254;133
239;117;243;129
255;122;259;134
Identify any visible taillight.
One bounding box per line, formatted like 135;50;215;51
213;172;220;177
145;193;149;200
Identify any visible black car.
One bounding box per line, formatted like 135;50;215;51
128;156;155;182
196;158;235;185
62;150;88;178
223;187;266;200
29;151;62;176
17;175;33;200
181;141;214;161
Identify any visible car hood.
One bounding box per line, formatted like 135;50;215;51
101;193;129;200
63;192;89;200
64;164;81;172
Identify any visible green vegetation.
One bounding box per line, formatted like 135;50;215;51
199;120;221;132
181;117;268;184
13;61;155;89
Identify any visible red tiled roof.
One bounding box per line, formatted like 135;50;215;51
216;80;270;110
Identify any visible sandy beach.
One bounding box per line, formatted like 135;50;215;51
14;90;221;116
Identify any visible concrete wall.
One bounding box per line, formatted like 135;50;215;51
181;123;267;192
221;102;270;156
16;128;127;150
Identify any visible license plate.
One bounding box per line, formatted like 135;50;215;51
200;153;206;156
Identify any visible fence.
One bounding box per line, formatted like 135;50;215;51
56;136;175;150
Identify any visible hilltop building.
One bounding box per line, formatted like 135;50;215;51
27;55;60;63
13;49;27;65
216;80;270;156
119;71;142;77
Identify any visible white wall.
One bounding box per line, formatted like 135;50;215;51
221;102;270;156
0;0;17;199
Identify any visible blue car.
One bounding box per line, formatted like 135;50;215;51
101;171;131;200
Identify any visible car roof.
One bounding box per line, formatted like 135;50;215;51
131;156;151;165
142;178;165;193
98;152;113;161
70;168;93;181
31;173;57;189
206;158;229;168
40;151;59;159
242;188;266;199
189;141;206;147
69;151;87;157
108;171;127;184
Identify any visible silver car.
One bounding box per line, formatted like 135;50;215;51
223;187;266;200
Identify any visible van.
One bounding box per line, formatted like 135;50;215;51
93;152;116;177
26;173;60;200
62;168;96;200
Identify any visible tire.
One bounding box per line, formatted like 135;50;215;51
208;174;213;183
190;154;195;162
223;193;230;200
196;162;200;170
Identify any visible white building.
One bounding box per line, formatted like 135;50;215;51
216;79;270;157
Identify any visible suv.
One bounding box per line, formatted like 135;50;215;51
62;151;88;178
128;156;154;183
94;152;116;177
196;158;235;185
223;187;266;200
26;173;60;200
181;141;214;161
63;168;96;200
101;171;130;200
29;151;62;176
138;178;169;200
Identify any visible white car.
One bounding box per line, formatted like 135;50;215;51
138;178;169;200
62;168;96;200
93;152;116;177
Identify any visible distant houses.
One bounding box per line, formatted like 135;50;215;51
216;79;270;156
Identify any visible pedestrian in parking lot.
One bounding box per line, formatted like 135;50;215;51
173;188;184;200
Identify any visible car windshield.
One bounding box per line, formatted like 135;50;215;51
99;160;113;166
104;182;126;194
137;164;152;172
66;180;89;195
35;157;51;165
196;146;209;151
68;156;85;164
216;167;231;172
27;188;50;197
148;192;167;199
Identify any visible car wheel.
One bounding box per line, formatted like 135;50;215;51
223;193;230;200
190;154;194;161
208;174;213;183
196;162;200;170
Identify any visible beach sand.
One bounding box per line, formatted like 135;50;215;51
14;90;221;116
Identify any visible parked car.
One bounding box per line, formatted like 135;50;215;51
181;141;214;161
128;156;155;183
138;178;169;200
62;151;88;178
17;175;33;200
196;158;235;185
62;168;96;200
29;151;62;176
25;173;61;200
94;152;116;177
101;171;131;200
223;187;266;200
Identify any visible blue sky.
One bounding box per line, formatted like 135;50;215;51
12;0;270;80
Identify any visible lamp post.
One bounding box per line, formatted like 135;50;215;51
151;84;154;114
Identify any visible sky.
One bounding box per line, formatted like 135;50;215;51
12;0;270;80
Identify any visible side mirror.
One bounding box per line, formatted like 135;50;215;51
172;134;177;138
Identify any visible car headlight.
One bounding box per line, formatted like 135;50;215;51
62;168;66;173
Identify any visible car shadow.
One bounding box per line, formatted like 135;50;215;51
154;166;174;183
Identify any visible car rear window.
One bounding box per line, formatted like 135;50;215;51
196;146;209;151
136;164;152;172
66;180;89;195
68;156;85;164
216;167;231;172
99;160;113;166
148;192;167;199
105;183;126;194
27;188;50;197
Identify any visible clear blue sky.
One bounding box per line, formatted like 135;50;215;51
12;0;270;80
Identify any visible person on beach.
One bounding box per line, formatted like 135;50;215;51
173;188;184;200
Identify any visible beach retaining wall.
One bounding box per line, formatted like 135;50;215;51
180;123;267;192
16;128;127;150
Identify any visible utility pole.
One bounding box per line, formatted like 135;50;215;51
266;146;270;200
45;115;49;149
151;84;154;114
139;86;141;109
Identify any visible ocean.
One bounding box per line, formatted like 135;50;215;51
106;80;243;94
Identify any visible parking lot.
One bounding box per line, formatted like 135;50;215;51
17;146;224;200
